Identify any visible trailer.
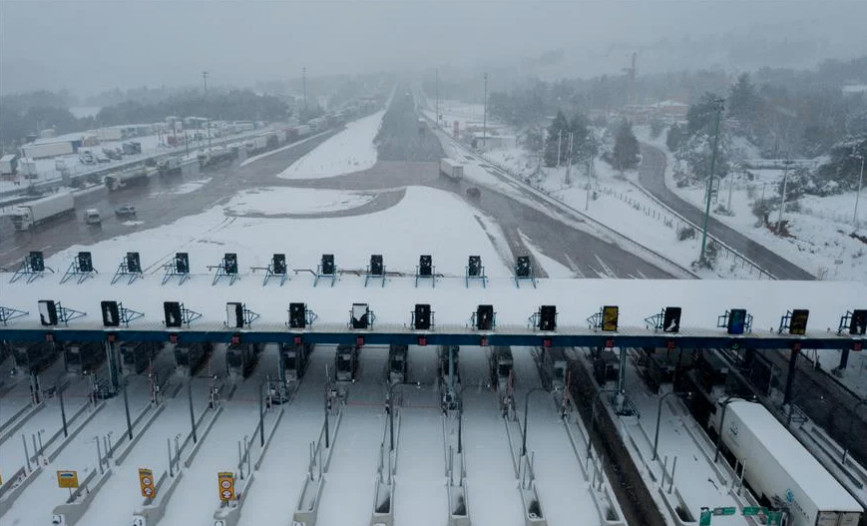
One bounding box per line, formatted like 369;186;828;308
712;400;862;526
10;192;75;231
440;158;464;180
0;154;19;176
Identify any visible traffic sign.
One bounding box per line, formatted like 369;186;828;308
699;508;712;526
56;470;79;489
218;472;235;502
767;511;782;525
742;506;765;516
602;306;619;332
713;507;736;516
789;309;809;335
139;468;156;499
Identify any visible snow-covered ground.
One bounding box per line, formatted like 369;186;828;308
278;110;386;180
637;126;866;281
224;187;375;216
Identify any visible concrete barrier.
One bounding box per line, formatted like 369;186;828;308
447;485;471;526
0;465;43;517
212;472;255;526
48;401;106;463
114;403;165;465
370;481;393;526
133;468;184;526
0;402;43;443
519;485;547;526
184;406;222;468
50;467;113;526
292;477;324;526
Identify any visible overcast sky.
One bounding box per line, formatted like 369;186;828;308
2;0;866;96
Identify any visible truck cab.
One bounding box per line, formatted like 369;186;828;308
84;208;102;225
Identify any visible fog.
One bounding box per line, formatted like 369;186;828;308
2;0;866;95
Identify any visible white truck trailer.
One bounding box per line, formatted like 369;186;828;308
713;400;862;526
440;158;464;180
10;192;75;231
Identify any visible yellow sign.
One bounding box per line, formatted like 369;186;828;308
602;306;619;332
138;468;156;499
218;472;235;502
56;470;79;489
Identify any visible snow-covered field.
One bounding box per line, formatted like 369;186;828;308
637;127;867;281
278;110;386;180
224;187;375;216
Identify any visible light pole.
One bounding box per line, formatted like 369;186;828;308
777;156;792;235
700;98;725;264
202;71;208;94
853;153;864;227
482;73;488;151
653;391;690;461
520;387;546;457
713;395;738;463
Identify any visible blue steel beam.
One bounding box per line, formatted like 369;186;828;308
0;327;862;351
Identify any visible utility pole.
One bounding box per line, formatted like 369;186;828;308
482;73;488;151
699;99;725;265
566;132;574;184
557;130;562;168
435;68;440;125
854;154;864;228
302;67;308;117
777;156;791;235
202;71;209;94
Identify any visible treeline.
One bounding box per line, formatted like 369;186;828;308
484;56;867;161
0;89;290;149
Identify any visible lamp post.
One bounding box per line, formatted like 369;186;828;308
482;73;488;151
853;153;864;228
520;387;546;457
700;98;725;264
713;395;738;463
652;391;690;461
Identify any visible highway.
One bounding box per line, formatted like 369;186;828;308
637;143;814;280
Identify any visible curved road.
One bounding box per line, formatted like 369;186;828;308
638;143;814;280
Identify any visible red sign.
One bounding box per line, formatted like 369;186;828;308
542;338;552;348
667;340;676;350
231;334;241;345
45;332;54;342
169;333;178;344
294;336;302;346
605;338;614;349
107;333;116;343
480;336;489;347
356;336;364;347
418;336;427;346
854;341;863;352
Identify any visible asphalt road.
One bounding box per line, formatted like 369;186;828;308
638;143;815;280
0;128;341;269
0;91;673;280
288;88;673;278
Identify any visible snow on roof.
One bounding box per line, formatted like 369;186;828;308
0;154;17;162
29;131;94;145
727;401;863;512
653;100;688;108
842;85;867;94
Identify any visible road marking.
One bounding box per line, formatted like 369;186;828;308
563;254;585;278
594;255;617;278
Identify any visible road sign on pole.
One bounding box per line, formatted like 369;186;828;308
742;506;765;516
56;470;79;489
218;472;235;502
138;468;156;499
713;507;736;516
699;508;712;526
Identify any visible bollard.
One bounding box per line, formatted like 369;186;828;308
168;438;174;477
669;456;677;494
22;434;32;472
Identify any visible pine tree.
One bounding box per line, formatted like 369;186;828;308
544;111;570;167
611;119;639;171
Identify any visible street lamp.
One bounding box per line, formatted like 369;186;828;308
853;153;864;228
652;391;691;461
520;387;546;457
713;395;738;463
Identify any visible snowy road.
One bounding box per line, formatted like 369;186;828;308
236;347;332;526
75;377;213;526
459;346;524;526
511;348;602;526
316;346;387;526
393;347;446;526
2;375;153;524
158;350;281;526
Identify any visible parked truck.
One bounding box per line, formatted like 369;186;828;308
10;192;75;231
440;158;464;180
712;400;862;526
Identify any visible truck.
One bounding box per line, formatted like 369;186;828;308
0;153;19;176
440;158;464;180
105;167;150;191
10;192;75;231
712;400;862;526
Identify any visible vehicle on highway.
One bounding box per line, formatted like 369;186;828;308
85;208;102;225
115;205;137;218
440;158;464;180
10;192;76;231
